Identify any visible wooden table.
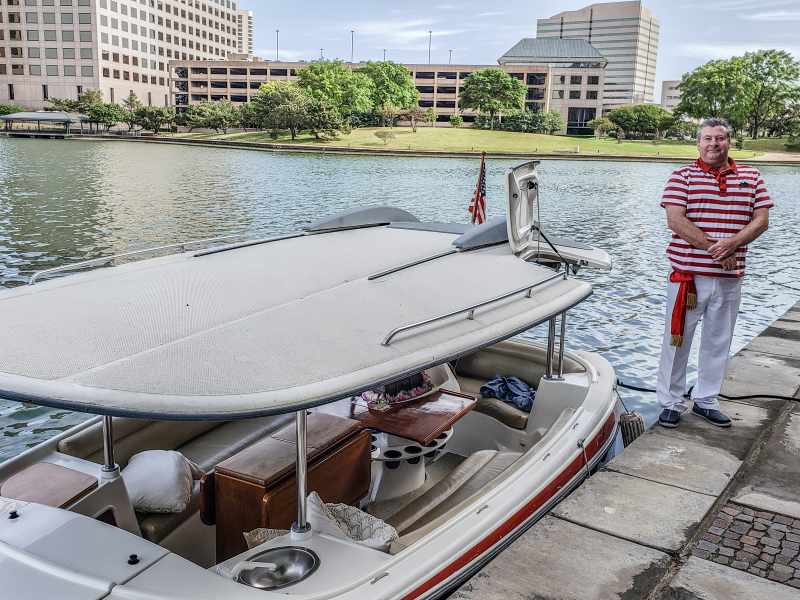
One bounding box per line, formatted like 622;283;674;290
318;389;476;445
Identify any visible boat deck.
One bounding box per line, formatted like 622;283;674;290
454;299;800;599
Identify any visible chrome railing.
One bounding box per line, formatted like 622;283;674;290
27;234;246;285
380;271;564;346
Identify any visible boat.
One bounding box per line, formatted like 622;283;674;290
0;160;617;599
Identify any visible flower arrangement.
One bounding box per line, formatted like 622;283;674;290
362;371;434;411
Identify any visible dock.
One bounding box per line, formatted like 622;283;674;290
456;300;800;599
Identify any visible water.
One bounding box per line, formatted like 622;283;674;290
1;137;798;463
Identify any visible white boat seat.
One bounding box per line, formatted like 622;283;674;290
455;375;529;430
386;450;521;535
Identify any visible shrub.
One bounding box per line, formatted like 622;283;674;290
449;114;464;128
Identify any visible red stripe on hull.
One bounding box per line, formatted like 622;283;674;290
401;411;617;600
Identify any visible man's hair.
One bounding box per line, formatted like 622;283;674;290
697;117;733;142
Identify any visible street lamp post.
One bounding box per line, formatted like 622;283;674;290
350;30;355;63
428;30;432;64
275;29;279;61
320;48;324;60
383;48;387;61
449;49;453;64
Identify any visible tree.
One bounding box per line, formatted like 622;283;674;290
209;99;240;133
676;57;749;134
121;92;142;131
541;110;565;135
134;106;175;134
587;117;614;139
449;114;464;128
424;107;437;128
458;68;525;129
305;97;344;139
48;89;104;114
251;81;310;140
740;50;800;139
296;60;374;116
358;61;419;113
607;104;674;139
47;97;81;112
374;130;395;145
86;103;126;130
239;102;262;130
380;102;400;127
401;106;425;132
0;103;24;116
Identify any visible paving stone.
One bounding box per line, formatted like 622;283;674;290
751;530;766;538
742;506;756;516
770;564;794;582
754;521;769;531
731;521;752;534
723;506;740;517
735;513;755;523
452;516;671;600
789;579;800;589
693;548;711;560
723;530;741;540
787;533;800;543
742;544;761;556
783;540;800;551
772;523;790;532
741;535;759;546
736;551;758;563
762;553;775;563
749;567;766;577
552;471;716;553
755;560;769;569
764;546;781;555
756;511;776;520
708;526;726;536
697;540;717;552
703;532;721;544
721;350;800;409
723;539;742;550
756;517;773;526
770;529;787;540
776;515;795;526
791;560;800;569
731;560;749;570
776;555;793;566
793;520;800;529
713;555;730;565
714;518;732;529
664;557;798;600
719;547;735;557
764;537;782;548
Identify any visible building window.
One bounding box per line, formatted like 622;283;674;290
26;12;38;23
26;29;39;40
569;90;581;100
43;12;56;23
45;47;58;59
102;67;110;77
526;73;546;86
79;30;92;42
552;90;564;100
44;30;57;41
113;69;120;79
8;84;14;100
28;47;40;58
46;64;59;76
570;75;582;85
588;75;599;85
78;12;91;24
64;65;76;76
436;100;455;108
419;100;434;108
437;71;456;79
269;68;287;76
80;47;92;59
63;47;75;59
30;64;42;75
527;88;545;101
416;86;434;94
61;12;73;24
415;71;434;79
587;90;598;100
81;65;92;77
62;30;74;41
567;107;596;134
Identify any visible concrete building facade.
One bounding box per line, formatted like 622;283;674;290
235;9;251;56
536;1;659;111
1;0;240;110
171;40;606;134
660;79;681;112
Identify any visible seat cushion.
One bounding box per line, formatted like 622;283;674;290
456;376;529;430
138;481;201;543
387;450;521;534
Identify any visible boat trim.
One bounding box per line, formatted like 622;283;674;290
367;250;458;281
381;271;565;346
192;233;306;257
28;234;247;284
403;409;618;600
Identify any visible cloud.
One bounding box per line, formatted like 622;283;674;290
683;0;797;8
347;18;469;51
677;43;800;60
476;11;507;17
254;48;311;62
743;10;800;20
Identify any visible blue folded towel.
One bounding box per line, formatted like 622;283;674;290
479;376;535;412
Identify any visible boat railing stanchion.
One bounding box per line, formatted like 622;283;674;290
557;311;567;379
101;415;120;479
290;409;312;540
544;317;556;379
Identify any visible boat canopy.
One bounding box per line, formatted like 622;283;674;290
0;212;592;420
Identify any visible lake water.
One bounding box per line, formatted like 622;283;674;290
1;137;798;463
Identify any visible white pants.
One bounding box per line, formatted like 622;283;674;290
656;276;742;411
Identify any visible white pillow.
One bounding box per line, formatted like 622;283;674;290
122;450;203;513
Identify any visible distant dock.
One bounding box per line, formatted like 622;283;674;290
456;299;800;599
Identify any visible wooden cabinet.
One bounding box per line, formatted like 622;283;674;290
214;413;370;561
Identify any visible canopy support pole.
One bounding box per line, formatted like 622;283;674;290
558;311;567;379
544;317;556;379
290;410;311;539
100;416;120;479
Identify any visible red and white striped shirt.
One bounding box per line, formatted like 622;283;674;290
660;158;773;278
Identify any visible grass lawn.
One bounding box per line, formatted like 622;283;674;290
740;137;796;153
166;127;768;159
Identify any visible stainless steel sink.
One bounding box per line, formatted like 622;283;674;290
236;546;320;590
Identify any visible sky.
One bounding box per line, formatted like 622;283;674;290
238;0;799;99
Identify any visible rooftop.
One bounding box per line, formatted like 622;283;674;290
0;111;87;123
498;38;607;65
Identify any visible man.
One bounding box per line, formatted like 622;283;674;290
657;117;772;429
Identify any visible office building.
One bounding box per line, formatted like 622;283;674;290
660;79;681;112
536;1;659;111
1;0;241;110
171;39;606;134
236;9;252;56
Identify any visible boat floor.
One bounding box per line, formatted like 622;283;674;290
368;452;466;522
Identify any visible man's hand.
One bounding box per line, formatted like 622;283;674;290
720;256;737;271
708;237;739;260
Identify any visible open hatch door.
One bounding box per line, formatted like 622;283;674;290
505;160;612;271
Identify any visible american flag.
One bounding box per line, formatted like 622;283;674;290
468;152;487;225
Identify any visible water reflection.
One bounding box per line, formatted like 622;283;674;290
0;138;798;462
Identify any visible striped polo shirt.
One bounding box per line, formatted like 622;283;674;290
660;158;773;278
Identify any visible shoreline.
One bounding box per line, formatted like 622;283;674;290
60;134;800;166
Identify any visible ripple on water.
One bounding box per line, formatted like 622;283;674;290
0;138;798;460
